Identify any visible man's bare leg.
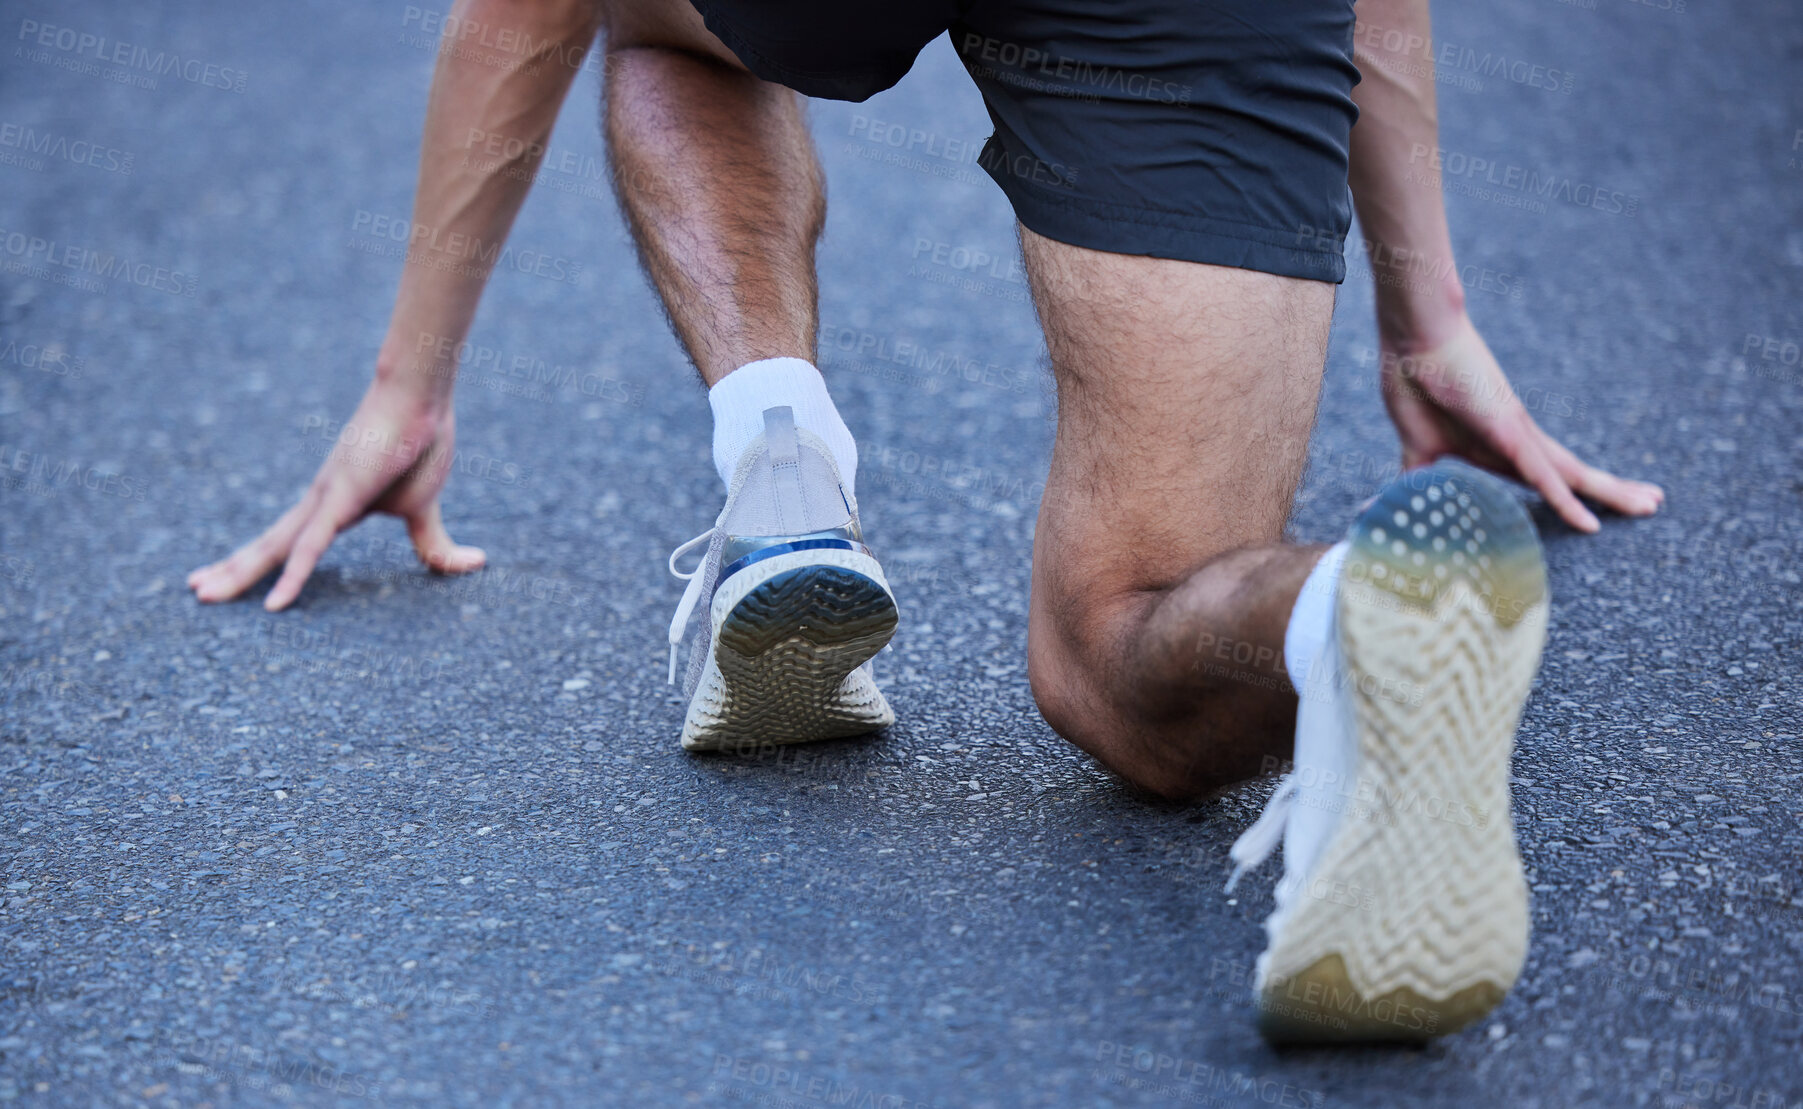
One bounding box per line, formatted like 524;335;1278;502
1022;227;1557;1042
598;1;822;384
597;2;860;498
1022;0;1662;790
1020;229;1335;800
596;2;892;750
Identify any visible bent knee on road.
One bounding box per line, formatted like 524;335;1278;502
1027;644;1246;803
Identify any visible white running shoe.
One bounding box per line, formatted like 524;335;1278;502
666;406;897;752
1227;459;1549;1043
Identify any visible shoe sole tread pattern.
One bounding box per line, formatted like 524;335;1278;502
1258;460;1548;1043
681;548;897;752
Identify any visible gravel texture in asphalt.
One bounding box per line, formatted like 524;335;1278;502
2;0;1801;1105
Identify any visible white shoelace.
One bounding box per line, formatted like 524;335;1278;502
666;528;715;685
1224;776;1297;893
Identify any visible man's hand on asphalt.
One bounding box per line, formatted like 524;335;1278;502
1378;314;1665;533
187;382;486;610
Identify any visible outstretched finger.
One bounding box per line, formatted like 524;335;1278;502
1499;428;1600;534
188;498;313;603
407;501;486;575
1540;434;1665;518
263;487;355;612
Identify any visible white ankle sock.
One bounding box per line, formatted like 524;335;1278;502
708;358;858;496
1284;540;1351;695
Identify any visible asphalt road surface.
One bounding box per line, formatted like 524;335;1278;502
3;1;1801;1106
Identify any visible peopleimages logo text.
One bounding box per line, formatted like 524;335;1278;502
0;444;147;501
0;226;197;296
958;33;1193;103
0;122;134;174
1409;144;1639;216
15;20;248;91
351;210;582;282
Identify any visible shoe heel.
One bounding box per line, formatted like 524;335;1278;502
682;550;898;751
1258;956;1509;1043
717;563;898;673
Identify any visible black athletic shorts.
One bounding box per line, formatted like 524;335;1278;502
687;0;1360;283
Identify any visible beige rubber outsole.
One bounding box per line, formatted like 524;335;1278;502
680;548;897;753
1258;461;1548;1044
